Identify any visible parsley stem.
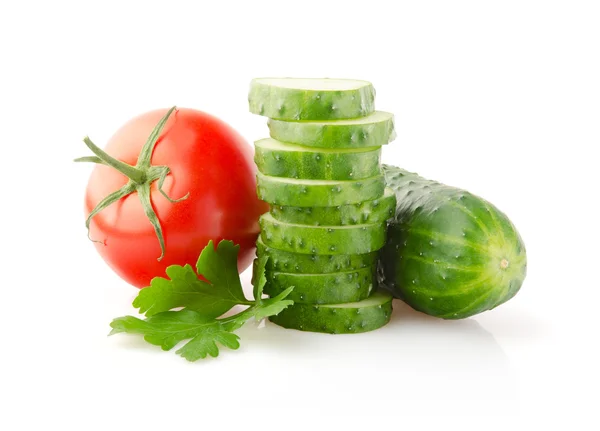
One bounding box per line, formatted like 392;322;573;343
220;307;255;324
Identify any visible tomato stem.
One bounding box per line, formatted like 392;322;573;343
136;106;178;169
81;136;146;184
137;183;167;261
73;156;107;165
76;106;189;261
84;182;136;243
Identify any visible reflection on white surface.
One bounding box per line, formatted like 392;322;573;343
89;270;522;421
235;298;518;416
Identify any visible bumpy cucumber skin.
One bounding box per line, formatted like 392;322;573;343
260;214;387;256
263;266;376;305
378;165;527;319
248;79;375;121
270;188;396;226
257;173;385;207
269;291;393;334
268;112;395;149
256;238;377;273
254;139;381;181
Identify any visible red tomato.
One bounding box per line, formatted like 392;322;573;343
84;108;267;288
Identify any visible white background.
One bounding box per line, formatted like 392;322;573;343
1;0;599;429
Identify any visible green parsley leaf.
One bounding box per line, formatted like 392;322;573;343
195;240;247;303
177;330;241;361
252;287;295;321
133;240;251;318
110;240;295;361
249;256;294;321
252;256;269;301
110;309;240;360
110;284;294;361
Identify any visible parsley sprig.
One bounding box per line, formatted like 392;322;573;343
109;240;293;361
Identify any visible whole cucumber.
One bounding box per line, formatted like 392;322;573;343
378;165;527;319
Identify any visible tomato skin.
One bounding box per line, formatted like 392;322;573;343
84;108;268;288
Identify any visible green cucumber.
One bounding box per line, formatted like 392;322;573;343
254;138;381;181
378;165;527;319
248;78;375;121
270;187;396;226
256;237;377;273
269;290;393;334
259;213;386;255
269;111;395;149
262;266;375;305
257;172;385;207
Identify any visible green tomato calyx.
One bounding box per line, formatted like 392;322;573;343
74;106;189;261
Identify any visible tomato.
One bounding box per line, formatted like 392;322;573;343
83;107;268;288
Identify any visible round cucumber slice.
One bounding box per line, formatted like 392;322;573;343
268;111;395;149
257;172;385;207
249;78;375;121
259;213;386;255
270;187;396;226
262;266;375;305
269;290;393;334
256;237;377;273
254;138;381;181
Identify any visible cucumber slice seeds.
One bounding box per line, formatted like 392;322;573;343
270;187;396;226
269;290;393;334
259;213;386;256
257;172;386;207
269;111;395;149
254;138;381;181
249;78;375;121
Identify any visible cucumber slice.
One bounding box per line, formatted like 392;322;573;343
257;172;385;207
259;213;386;255
254;138;381;181
261;266;375;305
249;78;375;121
270;187;396;226
269;111;395;149
269;290;393;334
256;237;377;273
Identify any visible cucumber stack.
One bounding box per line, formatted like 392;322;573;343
249;78;396;334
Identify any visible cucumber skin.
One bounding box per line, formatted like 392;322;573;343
378;165;527;319
260;214;387;256
248;79;375;121
254;140;381;181
257;173;386;207
269;291;393;334
256;237;377;273
270;189;396;226
263;266;375;305
268;113;395;149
